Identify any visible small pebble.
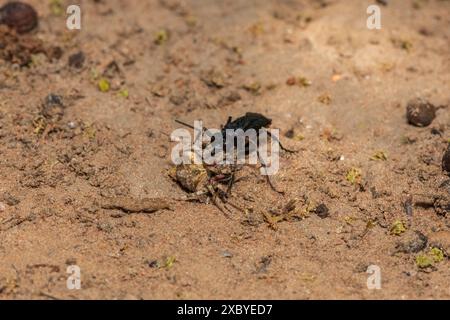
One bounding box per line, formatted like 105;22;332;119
45;93;63;106
67;121;77;129
376;0;388;5
147;260;160;268
0;1;38;34
0;201;6;212
285;129;295;139
68;51;85;69
406;98;436;127
222;251;233;258
65;258;77;265
314;203;329;219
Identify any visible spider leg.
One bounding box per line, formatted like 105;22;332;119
256;149;285;194
173;189;210;202
220;194;244;212
214;186;244;213
246;137;284;194
206;185;231;217
265;129;297;153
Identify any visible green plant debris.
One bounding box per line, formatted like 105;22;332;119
83;123;96;140
429;247;444;263
344;216;355;225
294;200;315;220
185;16;198;27
249;22;265;36
299;273;316;282
118;89;129;98
366;220;376;229
90;69;100;81
30;53;46;67
346;167;362;184
33;116;47;135
416;254;433;268
286;76;311;87
390;220;406;235
361;220;376;237
415;247;445;269
265;83;277;91
50;0;64;16
164;256;176;269
202;69;227;88
400;135;417;145
412;0;427;10
297;77;312;87
243;82;262;95
293;134;305;141
401;41;413;52
321;128;342;142
318;93;332;105
370;150;388;161
263;199;313;230
263;211;284;230
98;78;110;92
154;29;169;45
392;38;413;52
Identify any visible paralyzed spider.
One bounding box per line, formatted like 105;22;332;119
168;161;242;215
170;112;297;215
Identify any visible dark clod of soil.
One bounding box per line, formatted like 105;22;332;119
285;128;295;138
0;25;41;65
314;203;329;219
443;145;450;174
65;258;77;265
68;51;86;69
0;25;62;66
256;255;272;274
406;98;436;127
0;1;38;34
147;260;160;268
395;231;428;253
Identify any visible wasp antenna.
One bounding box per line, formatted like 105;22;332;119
175;119;195;129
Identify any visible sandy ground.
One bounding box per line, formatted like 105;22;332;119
0;0;449;299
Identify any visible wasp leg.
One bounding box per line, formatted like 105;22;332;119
265;129;297;153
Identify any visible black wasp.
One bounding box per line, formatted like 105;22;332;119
175;112;296;194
